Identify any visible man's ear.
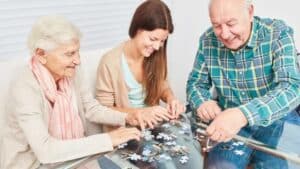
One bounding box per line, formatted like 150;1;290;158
35;48;47;64
248;4;254;22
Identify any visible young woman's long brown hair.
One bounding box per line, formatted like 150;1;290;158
129;0;174;106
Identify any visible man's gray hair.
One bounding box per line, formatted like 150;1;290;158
245;0;253;8
209;0;253;10
27;15;82;54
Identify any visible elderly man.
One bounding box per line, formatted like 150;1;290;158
187;0;300;168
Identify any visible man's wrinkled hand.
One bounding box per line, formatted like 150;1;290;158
206;108;248;142
197;100;222;121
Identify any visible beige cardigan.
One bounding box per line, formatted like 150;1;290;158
96;43;170;108
0;65;127;169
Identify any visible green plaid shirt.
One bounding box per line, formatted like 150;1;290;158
187;16;300;126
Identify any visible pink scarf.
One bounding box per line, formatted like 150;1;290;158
30;56;84;140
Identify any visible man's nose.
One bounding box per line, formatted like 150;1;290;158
220;25;231;40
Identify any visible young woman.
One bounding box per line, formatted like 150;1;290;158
95;2;204;168
96;0;185;130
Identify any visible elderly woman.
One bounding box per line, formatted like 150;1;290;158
0;15;141;169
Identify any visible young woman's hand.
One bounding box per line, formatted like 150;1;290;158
139;106;173;129
126;111;146;130
125;106;171;130
167;98;186;119
108;127;141;147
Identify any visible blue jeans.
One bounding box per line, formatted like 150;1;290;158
206;119;288;169
283;109;300;125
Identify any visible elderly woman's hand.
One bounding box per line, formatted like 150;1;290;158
167;98;186;119
108;127;141;147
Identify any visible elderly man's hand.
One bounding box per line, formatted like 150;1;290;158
197;100;222;121
206;108;248;142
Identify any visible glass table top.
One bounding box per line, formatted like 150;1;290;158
52;110;300;169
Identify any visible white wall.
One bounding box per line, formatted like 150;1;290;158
0;0;299;101
0;0;141;61
167;0;300;102
253;0;300;47
167;0;210;102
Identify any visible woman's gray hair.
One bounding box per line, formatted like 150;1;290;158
27;15;82;54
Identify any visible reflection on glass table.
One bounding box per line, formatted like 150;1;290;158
195;109;300;169
112;114;204;169
53;110;300;169
52;113;204;169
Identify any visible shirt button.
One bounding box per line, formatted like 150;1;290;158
239;71;243;75
242;92;245;95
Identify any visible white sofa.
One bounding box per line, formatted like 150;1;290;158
0;49;109;141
